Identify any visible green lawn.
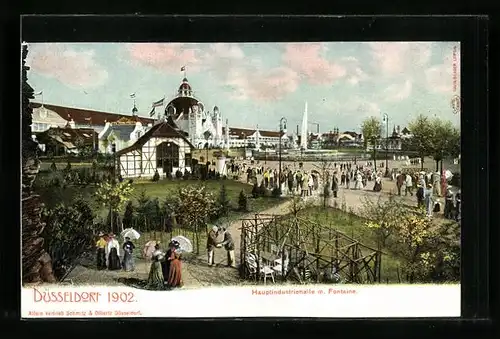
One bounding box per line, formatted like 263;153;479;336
295;206;402;283
130;178;285;221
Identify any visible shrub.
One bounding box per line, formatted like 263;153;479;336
175;170;183;179
42;198;96;279
49;162;58;172
238;190;248;212
183;170;191;180
122;201;135;228
152;170;160;182
271;187;281;198
258;181;267;197
217;184;231;217
251;183;259;198
166;171;173;180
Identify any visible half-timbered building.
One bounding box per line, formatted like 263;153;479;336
116;121;194;178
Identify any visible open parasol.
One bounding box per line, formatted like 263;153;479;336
121;228;141;240
444;170;453;180
171;235;193;253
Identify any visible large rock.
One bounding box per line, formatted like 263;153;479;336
22;195;56;284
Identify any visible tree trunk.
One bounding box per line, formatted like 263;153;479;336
420;156;424;170
435;160;439;172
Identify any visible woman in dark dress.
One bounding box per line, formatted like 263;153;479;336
122;237;136;272
106;234;122;270
167;241;183;289
161;242;174;282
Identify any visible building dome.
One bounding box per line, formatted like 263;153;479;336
178;78;192;92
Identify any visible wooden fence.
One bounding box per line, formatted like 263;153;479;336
240;213;382;284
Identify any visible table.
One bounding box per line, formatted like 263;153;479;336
260;251;279;266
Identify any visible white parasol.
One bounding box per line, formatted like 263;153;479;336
444;170;453;180
171;235;193;253
121;228;141;240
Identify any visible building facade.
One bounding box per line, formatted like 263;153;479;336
116;121;194;178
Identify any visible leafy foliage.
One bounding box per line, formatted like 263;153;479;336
42;198;96;279
152;170;160;182
216;184;231;218
238;190;248;212
175;185;217;254
360;196;460;282
361;117;382;149
123;201;135;228
95;180;134;213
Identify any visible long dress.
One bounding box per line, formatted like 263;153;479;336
122;240;135;272
160;249;172;281
373;177;382;192
106;239;121;270
147;250;165;289
167;250;183;288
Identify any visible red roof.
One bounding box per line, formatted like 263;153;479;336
30;102;154;126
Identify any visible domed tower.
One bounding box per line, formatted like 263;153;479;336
164;77;205;146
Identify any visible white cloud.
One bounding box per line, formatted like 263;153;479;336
384;79;413;102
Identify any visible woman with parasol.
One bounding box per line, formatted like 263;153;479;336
122;237;136;272
147;244;165;290
166;240;183;289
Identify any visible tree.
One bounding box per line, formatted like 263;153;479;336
361;117;382;170
238;190;248;212
217;184;231;217
42;198;96;279
429;118;460;171
361;195;404;250
122;201;135;228
407;115;435;170
95;180;134;233
175;185;217;254
21;43;57;283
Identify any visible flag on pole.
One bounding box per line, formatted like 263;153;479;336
152;97;164;108
149;107;156;117
180;66;186;72
34;91;43;96
130;93;136;99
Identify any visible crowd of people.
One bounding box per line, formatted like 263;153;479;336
95;233;136;272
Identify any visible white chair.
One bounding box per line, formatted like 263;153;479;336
272;256;289;276
246;253;275;284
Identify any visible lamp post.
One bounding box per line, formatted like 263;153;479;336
383;113;389;176
279;117;287;193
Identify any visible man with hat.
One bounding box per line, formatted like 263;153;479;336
95;232;107;270
206;225;221;266
219;227;236;268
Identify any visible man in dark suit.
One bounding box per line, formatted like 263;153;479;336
220;227;235;268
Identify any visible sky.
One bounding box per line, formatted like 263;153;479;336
25;42;460;133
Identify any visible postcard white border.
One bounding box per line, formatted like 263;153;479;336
21;284;461;318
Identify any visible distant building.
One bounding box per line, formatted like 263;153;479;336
34;127;99;156
98;118;152;154
116;121;194;178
